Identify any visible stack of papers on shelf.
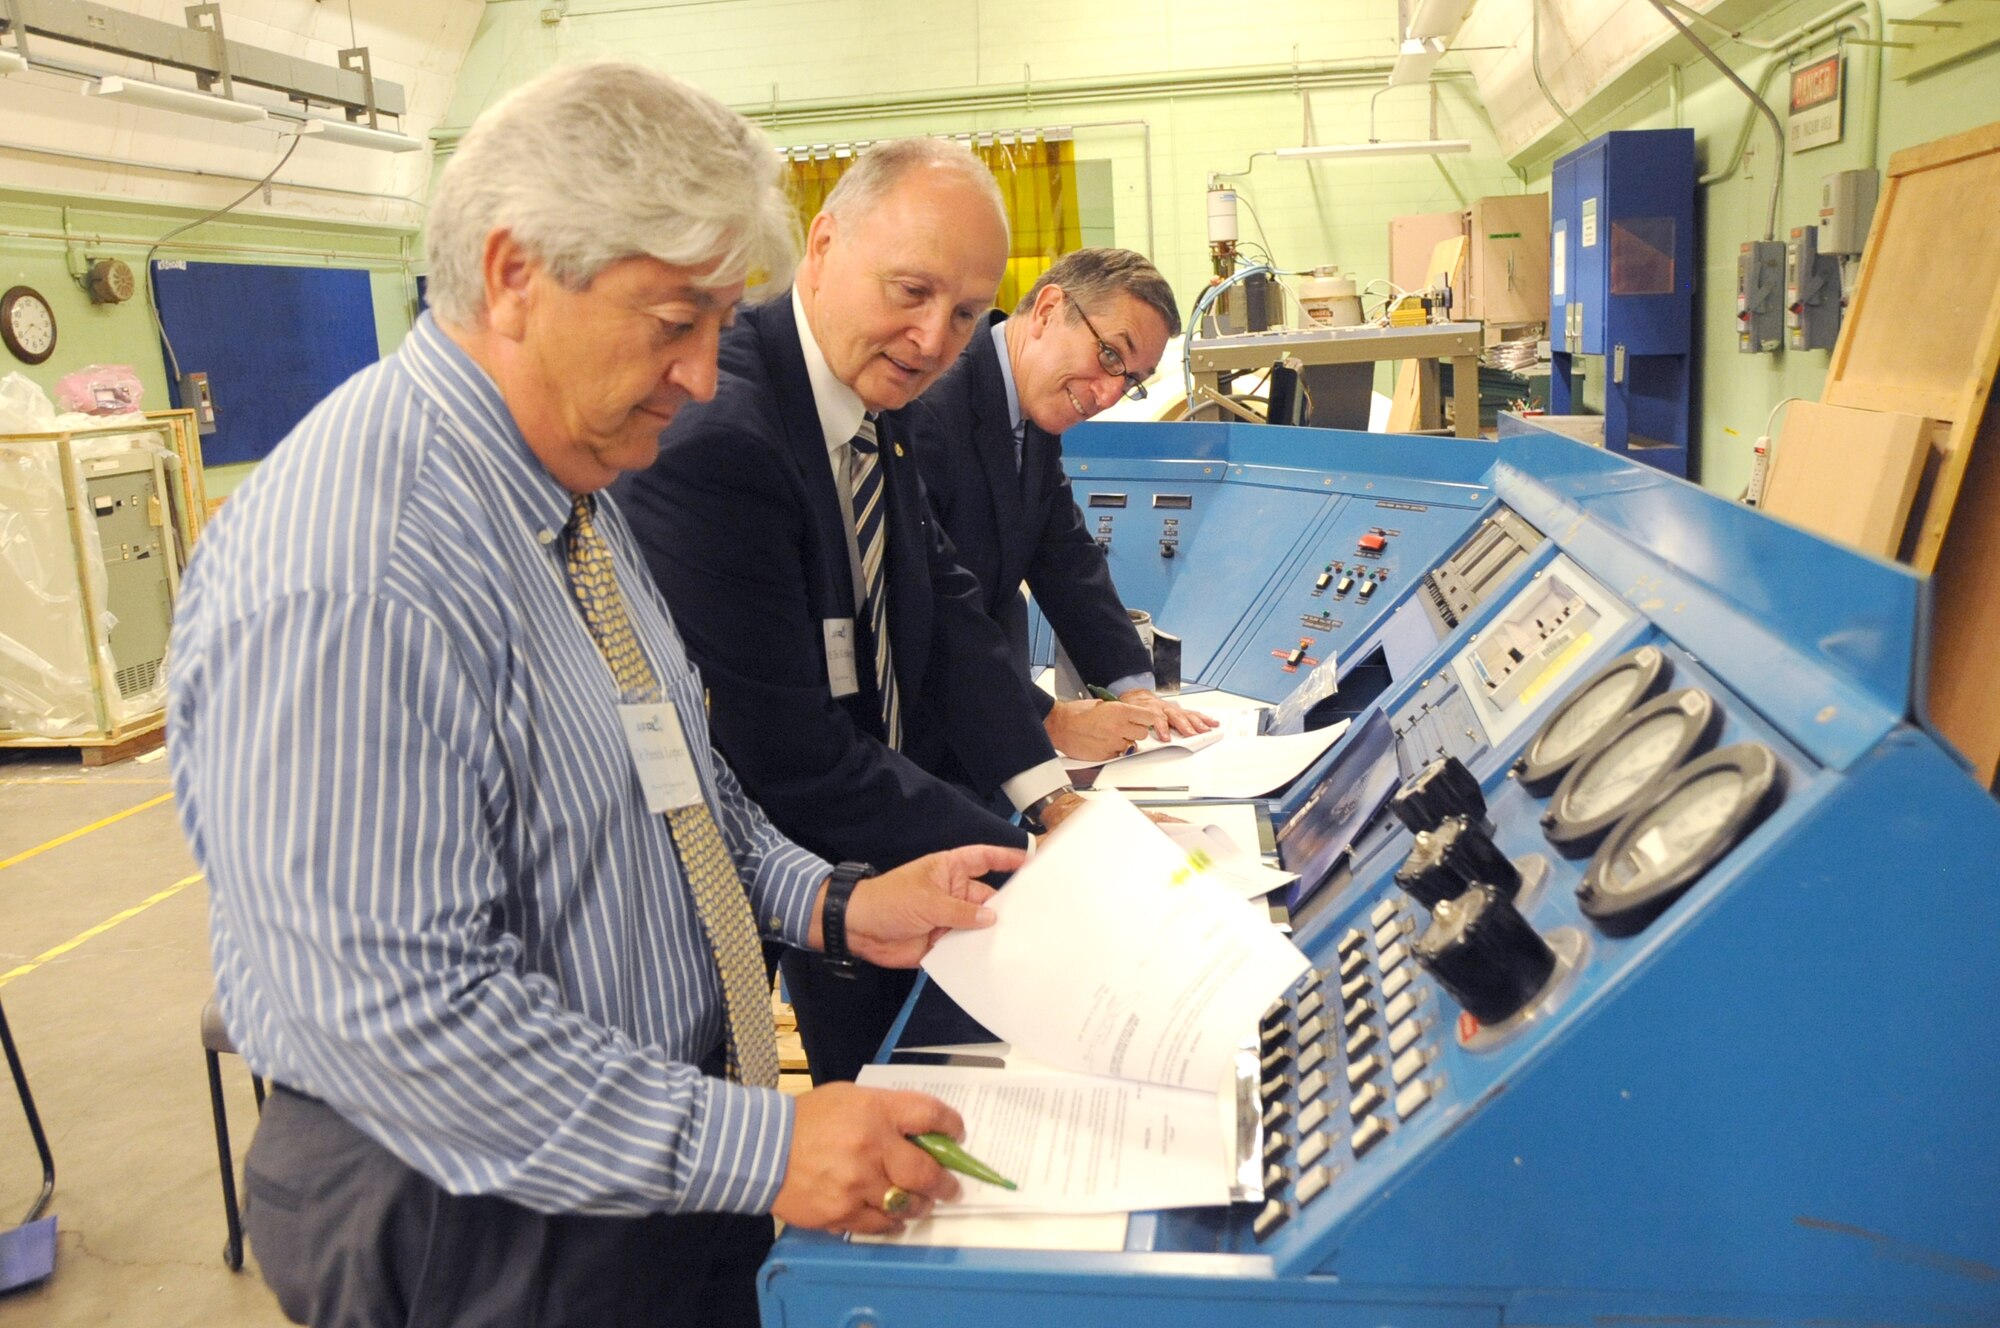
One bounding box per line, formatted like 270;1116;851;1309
882;795;1309;1218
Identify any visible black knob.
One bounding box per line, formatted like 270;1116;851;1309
1413;884;1556;1025
1395;815;1522;908
1390;755;1486;834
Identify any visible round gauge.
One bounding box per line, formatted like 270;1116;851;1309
1540;688;1722;856
1577;743;1786;936
1515;645;1671;794
1;286;57;366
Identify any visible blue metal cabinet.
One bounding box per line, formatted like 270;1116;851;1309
1550;129;1695;476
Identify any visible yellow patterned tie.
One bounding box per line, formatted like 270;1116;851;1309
564;496;780;1089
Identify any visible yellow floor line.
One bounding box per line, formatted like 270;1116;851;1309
0;777;174;787
0;872;203;990
0;791;175;873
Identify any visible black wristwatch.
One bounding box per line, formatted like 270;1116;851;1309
1020;785;1077;835
820;860;876;979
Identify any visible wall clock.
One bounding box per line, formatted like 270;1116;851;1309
2;286;58;366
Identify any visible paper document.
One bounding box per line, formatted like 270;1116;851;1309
1090;719;1352;799
1161;820;1299;901
923;794;1309;1091
857;1063;1234;1215
1061;725;1225;774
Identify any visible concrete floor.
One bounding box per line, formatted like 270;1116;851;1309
0;744;814;1327
0;746;284;1327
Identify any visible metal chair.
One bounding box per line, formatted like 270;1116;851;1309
201;995;264;1272
0;997;57;1291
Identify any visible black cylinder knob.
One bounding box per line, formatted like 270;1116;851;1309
1390;755;1487;834
1413;884;1556;1025
1395;815;1521;908
1395;827;1455;908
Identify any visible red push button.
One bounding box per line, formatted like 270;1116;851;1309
1358;532;1387;552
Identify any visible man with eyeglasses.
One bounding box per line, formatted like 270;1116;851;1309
908;248;1216;764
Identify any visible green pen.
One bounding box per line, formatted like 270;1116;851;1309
909;1132;1018;1190
1086;684;1121;703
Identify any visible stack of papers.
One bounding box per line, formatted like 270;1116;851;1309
871;795;1310;1219
1083;718;1351;799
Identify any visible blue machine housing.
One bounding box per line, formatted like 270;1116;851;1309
1028;423;1499;705
1549;129;1696;476
761;420;1999;1327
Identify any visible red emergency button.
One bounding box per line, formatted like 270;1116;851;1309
1358;532;1387;553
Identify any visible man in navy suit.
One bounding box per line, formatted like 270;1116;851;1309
907;248;1214;761
615;140;1124;1085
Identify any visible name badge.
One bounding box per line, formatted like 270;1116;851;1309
823;618;860;697
617;702;704;813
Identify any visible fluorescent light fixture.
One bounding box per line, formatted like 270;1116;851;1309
1390;38;1447;87
86;76;268;124
1406;0;1475;41
0;49;27;75
1275;139;1473;161
295;117;423;153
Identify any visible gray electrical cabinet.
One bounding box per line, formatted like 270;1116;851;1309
82;451;178;700
0;427;185;743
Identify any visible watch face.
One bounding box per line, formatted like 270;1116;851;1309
2;286;57;365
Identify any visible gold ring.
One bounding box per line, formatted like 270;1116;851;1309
881;1185;913;1215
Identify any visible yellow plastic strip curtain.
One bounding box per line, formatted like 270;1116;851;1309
972;134;1078;313
783;134;1078;313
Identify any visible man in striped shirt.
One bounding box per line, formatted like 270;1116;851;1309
167;62;1022;1327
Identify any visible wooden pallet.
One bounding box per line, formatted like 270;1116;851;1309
0;714;166;766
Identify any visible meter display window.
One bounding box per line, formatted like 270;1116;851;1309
1611;218;1676;295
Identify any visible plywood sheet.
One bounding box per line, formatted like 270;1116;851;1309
1761;402;1932;559
1926;404;2000;786
1824;120;2000;571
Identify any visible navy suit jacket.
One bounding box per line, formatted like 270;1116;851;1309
908;312;1151;719
612;296;1046;868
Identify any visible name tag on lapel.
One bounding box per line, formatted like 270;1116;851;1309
823;618;860;697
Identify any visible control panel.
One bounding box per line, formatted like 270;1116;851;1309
1033;424;1498;702
765;420;2000;1328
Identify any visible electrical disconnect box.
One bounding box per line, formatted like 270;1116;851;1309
1785;225;1841;351
1817;168;1880;255
1736;240;1785;354
179;371;217;437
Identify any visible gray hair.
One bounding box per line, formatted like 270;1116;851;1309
1016;248;1182;337
425;61;798;327
820;137;1008;246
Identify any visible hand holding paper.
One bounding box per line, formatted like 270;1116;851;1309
921;793;1309;1092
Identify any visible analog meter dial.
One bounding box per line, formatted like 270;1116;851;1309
1541;689;1721;855
1515;645;1671;794
1577;744;1786;935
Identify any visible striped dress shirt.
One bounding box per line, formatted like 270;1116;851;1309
167;312;830;1217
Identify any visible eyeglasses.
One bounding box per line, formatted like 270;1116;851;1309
1063;289;1149;402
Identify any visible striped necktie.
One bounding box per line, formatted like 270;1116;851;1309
849;417;902;749
562;495;779;1089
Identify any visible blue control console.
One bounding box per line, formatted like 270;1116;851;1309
1029;424;1510;705
763;420;2000;1327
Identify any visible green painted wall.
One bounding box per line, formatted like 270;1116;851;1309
1507;0;2000;495
440;0;2000;492
12;2;1997;502
0;188;420;496
443;1;1529;372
